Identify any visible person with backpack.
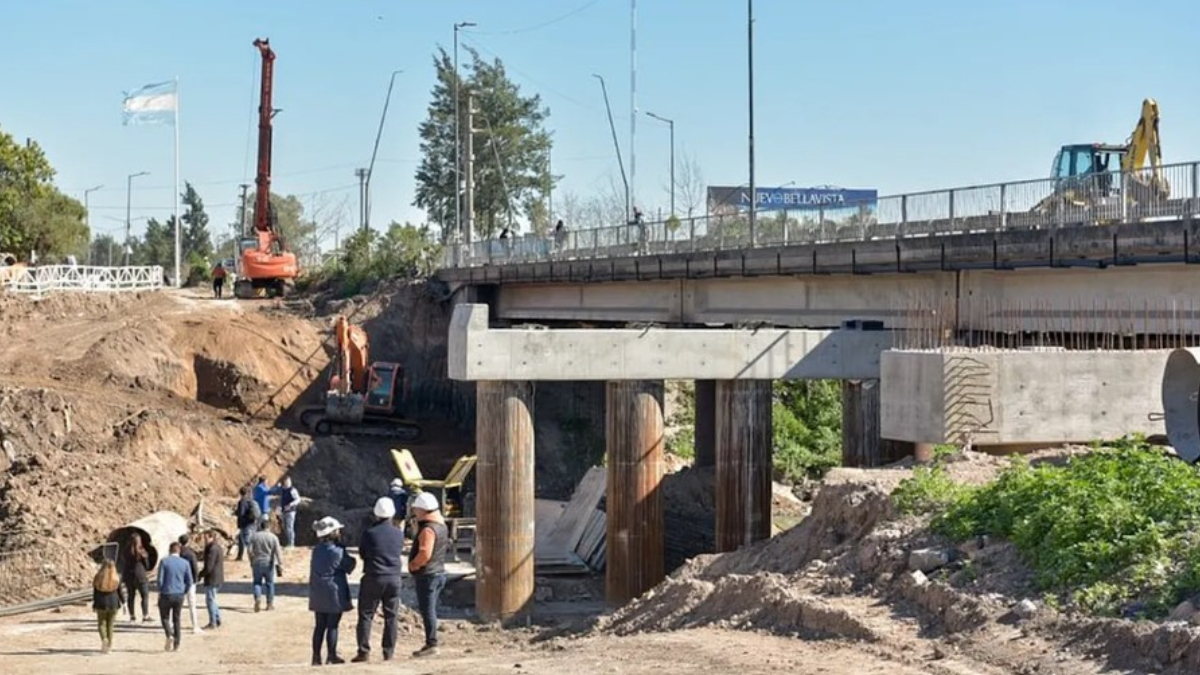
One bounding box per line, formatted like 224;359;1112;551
93;559;122;653
234;486;261;561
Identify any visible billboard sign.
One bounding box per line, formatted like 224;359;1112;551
707;186;878;212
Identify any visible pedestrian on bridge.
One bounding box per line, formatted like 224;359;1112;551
92;559;122;653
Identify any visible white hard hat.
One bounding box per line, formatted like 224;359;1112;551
373;496;397;520
312;516;344;538
411;492;439;512
389;478;406;489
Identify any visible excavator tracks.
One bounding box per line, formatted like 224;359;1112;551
299;407;423;442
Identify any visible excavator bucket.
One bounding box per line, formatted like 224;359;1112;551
324;391;365;424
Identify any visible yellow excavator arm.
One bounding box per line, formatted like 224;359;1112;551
1122;98;1163;175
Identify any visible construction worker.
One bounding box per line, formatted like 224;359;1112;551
387;478;409;531
408;492;449;658
211;262;227;299
352;497;406;663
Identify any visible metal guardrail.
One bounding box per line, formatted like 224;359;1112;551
3;264;165;294
443;161;1200;269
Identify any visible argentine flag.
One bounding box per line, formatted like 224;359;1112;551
122;80;177;126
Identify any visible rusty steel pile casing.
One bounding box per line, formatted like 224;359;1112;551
715;380;773;552
841;379;911;468
475;380;536;621
605;380;666;606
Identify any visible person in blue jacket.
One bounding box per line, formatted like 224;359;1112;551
309;516;356;666
253;476;272;517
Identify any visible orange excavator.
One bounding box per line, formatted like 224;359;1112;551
299;316;423;441
234;37;299;299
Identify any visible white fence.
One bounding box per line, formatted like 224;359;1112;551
2;265;165;295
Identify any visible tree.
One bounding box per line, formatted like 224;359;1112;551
0;125;88;258
132;217;174;267
89;233;118;266
772;380;842;482
414;47;556;241
180;182;212;261
676;152;706;219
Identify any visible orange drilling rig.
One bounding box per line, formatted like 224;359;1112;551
234;37;299;299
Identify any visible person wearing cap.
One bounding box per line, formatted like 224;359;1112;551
309;516;356;666
407;492;450;658
352;497;406;663
247;514;283;612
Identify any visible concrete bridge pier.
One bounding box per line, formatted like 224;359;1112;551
475;380;536;622
605;380;666;605
715;380;773;552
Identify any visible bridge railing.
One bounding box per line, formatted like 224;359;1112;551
2;265;165;295
444;160;1200;268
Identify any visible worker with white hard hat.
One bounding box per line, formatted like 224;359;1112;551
352;497;406;663
308;516;356;666
407;491;449;658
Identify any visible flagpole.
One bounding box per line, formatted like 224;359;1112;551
173;76;181;288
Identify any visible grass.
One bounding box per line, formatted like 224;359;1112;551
893;436;1200;618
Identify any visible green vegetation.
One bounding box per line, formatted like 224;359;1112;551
664;381;696;460
894;436;1200;617
772;380;842;482
303;221;442;297
0;125;88;260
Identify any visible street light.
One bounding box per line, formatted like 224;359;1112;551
84;184;103;265
365;69;403;232
593;74;630;222
747;0;757;246
644;111;675;218
454;20;477;244
125;171;150;266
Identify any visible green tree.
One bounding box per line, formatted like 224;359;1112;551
414;47;556;241
132;217;174;267
0;126;87;257
89;233;118;266
772;380;843;482
180;182;212;261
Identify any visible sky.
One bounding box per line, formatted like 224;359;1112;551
2;0;1198;249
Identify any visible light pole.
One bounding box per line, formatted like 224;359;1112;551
454;20;476;244
365;69;403;233
84;184;103;265
645;111;675;218
747;0;757;246
593;74;630;222
125;171;149;265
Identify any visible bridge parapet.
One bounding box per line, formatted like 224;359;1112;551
2;265;165;295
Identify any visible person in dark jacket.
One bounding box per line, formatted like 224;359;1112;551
178;534;200;634
407;492;450;657
309;516;356;666
352;497;406;663
199;530;225;629
122;532;152;623
93;559;123;653
234;486;261;561
387;478;409;533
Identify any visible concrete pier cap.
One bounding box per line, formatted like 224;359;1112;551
1163;348;1200;463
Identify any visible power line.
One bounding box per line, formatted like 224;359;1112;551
464;0;605;36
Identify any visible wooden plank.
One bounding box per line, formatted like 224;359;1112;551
534;499;568;556
543;467;607;553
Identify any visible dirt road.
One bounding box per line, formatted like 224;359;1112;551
0;547;975;675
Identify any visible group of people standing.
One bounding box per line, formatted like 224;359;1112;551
92;529;224;653
306;490;448;666
89;474;449;665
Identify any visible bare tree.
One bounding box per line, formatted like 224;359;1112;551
676;152;706;218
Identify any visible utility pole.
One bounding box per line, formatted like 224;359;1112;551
630;0;637;217
747;0;757;246
464;89;475;244
366;69;403;232
355;168;368;232
237;183;251;255
593;74;630;221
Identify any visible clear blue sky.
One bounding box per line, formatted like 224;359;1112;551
2;0;1198;246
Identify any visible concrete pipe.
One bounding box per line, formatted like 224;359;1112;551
90;511;189;577
1162;348;1200;463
